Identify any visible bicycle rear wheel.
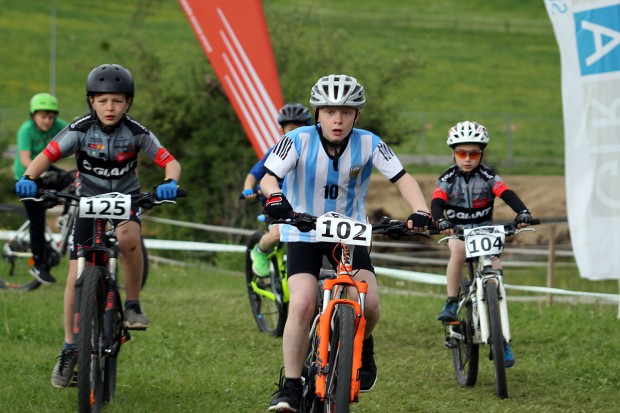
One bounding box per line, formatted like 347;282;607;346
77;267;107;412
0;204;41;291
451;284;479;386
320;304;355;413
245;231;287;336
486;279;508;398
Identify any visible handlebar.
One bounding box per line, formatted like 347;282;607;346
269;213;430;239
434;219;541;241
23;189;188;210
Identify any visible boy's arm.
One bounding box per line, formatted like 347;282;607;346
393;173;429;213
163;159;181;182
259;172;281;197
23;152;53;179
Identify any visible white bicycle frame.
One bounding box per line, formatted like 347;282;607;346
440;225;535;345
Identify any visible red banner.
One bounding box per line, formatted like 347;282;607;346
179;0;284;158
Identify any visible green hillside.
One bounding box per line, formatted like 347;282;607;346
1;0;563;173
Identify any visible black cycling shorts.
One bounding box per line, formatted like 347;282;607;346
69;204;141;260
286;241;375;278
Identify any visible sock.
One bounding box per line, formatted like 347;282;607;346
285;378;302;388
125;300;140;309
447;296;458;304
64;342;75;351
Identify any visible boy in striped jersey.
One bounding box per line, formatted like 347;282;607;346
262;74;431;412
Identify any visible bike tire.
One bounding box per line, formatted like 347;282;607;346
103;288;123;403
140;235;149;290
77;267;107;413
486;280;508;398
320;304;355;413
0;204;42;291
451;284;479;386
245;231;287;336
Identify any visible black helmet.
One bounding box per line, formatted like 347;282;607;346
277;103;311;126
86;64;135;97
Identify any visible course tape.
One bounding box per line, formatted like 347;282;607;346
143;237;620;302
1;229;616;301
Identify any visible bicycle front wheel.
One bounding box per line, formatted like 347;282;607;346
0;204;41;291
451;285;479;386
320;304;355;413
486;279;508;398
245;232;287;336
77;267;107;413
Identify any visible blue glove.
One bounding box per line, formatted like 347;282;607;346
15;176;37;198
242;188;254;198
156;178;178;201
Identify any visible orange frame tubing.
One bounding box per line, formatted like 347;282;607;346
314;276;368;403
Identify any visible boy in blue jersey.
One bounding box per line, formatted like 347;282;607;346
261;74;432;412
241;103;311;277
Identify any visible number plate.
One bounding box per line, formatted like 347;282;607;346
315;213;372;246
79;193;131;220
463;225;506;258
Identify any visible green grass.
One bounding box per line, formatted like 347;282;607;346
1;0;564;174
1;259;619;412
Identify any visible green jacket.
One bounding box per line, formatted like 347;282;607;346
13;117;68;179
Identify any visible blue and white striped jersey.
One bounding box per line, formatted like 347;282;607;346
264;125;405;242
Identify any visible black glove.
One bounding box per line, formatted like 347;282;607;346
264;192;292;220
407;210;432;229
437;218;454;232
515;209;532;225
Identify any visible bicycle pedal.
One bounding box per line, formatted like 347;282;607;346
70;371;78;387
444;337;458;349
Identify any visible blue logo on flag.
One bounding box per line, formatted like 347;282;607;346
574;5;620;76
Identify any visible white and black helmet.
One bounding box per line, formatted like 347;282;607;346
309;74;365;109
447;121;490;147
277;103;311;126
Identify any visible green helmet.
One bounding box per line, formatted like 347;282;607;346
30;93;59;114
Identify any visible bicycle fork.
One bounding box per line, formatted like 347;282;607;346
476;272;511;344
314;276;368;403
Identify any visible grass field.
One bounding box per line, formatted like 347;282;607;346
1;259;619;412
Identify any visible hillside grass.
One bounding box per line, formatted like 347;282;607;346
1;0;564;174
1;259;619;412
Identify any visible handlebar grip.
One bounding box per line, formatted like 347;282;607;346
531;218;541;225
177;189;188;198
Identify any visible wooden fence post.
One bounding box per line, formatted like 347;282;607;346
546;225;556;305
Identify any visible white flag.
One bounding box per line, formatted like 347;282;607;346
545;0;620;280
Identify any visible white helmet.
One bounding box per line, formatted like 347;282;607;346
447;121;489;147
309;74;365;109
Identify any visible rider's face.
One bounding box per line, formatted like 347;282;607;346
317;107;358;145
89;93;132;126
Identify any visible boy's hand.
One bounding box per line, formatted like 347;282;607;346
436;218;454;233
264;192;292;219
407;210;432;231
156;178;178;200
15;176;37;198
515;209;532;227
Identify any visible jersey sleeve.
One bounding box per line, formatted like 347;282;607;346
43;126;80;162
264;135;298;179
371;139;405;182
249;148;273;180
16;123;34;152
137;131;176;168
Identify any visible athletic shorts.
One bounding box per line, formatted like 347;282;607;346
69;204;142;260
286;241;375;278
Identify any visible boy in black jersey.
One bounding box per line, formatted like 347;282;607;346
431;121;532;367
